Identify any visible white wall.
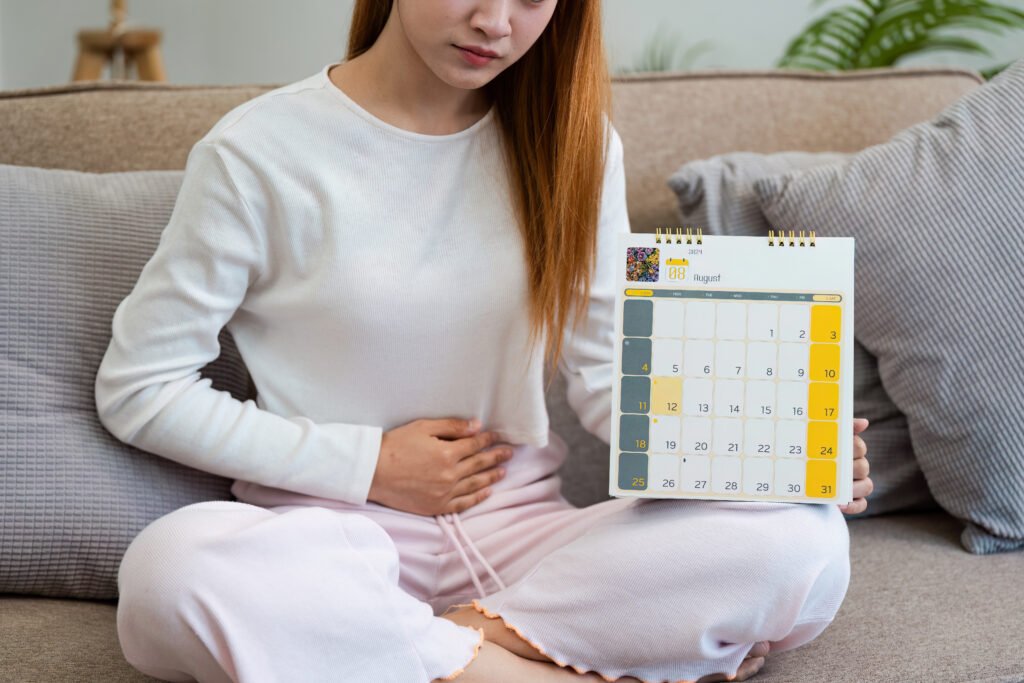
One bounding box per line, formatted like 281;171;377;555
0;0;354;88
0;0;1021;89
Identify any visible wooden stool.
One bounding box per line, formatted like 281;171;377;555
72;27;166;82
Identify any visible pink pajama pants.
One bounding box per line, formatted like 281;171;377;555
115;430;850;683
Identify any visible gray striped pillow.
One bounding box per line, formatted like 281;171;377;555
666;150;936;519
754;58;1024;554
667;151;849;237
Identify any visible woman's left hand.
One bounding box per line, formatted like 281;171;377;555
838;417;873;515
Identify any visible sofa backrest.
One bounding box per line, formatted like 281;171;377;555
0;66;982;230
0;66;983;508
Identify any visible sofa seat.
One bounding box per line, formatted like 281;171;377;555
3;509;1021;683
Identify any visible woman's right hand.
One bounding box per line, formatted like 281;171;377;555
367;417;515;516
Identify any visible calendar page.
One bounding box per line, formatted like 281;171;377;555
610;229;855;505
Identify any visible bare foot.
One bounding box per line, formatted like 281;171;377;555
693;641;771;683
439;605;768;683
431;638;646;682
439;605;642;681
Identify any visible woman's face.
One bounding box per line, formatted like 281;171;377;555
396;0;557;89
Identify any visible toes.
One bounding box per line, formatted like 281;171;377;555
693;653;767;683
744;640;771;658
734;656;766;681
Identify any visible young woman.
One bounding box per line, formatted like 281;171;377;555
98;1;874;682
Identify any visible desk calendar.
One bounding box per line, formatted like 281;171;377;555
610;228;855;505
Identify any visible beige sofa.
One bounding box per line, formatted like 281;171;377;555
2;66;1022;683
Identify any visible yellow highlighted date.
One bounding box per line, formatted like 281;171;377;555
807;459;837;498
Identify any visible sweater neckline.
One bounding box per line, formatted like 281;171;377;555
319;61;497;143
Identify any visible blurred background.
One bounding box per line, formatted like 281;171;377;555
0;0;1022;89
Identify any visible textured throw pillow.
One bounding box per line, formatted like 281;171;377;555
666;151;936;519
754;59;1024;554
0;164;250;599
667;151;849;236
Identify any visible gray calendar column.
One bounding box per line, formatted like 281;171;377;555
619;298;653;491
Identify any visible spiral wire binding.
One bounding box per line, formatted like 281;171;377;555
768;229;816;247
654;226;704;244
657;226;818;247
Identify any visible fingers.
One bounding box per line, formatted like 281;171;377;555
447;430;501;461
455;446;512;479
449;447;511;504
853;456;870;479
852;475;874;500
853;434;867;461
839;497;868;515
841;425;873;514
450;460;506;498
425;417;482;439
445;487;493;514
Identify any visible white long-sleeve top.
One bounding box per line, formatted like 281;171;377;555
94;61;631;506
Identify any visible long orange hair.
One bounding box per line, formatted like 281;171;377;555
347;1;613;390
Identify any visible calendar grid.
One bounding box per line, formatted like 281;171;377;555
615;288;843;503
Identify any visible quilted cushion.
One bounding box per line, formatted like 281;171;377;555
0;164;249;598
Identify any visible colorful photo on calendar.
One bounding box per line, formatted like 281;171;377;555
626;246;659;282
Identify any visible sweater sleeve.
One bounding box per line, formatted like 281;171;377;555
94;140;383;505
556;123;631;446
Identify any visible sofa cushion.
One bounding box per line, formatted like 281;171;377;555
755;59;1024;554
0;164;249;599
664;150;936;519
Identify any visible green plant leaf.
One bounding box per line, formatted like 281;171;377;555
778;0;1024;71
980;60;1013;78
912;36;993;56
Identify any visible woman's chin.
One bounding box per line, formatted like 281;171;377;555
433;61;501;90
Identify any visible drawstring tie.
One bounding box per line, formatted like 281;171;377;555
434;512;507;600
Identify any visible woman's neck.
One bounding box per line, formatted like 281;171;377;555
330;13;492;136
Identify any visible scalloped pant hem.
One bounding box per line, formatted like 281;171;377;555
465;499;851;683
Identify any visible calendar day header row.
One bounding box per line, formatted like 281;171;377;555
623;289;843;302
